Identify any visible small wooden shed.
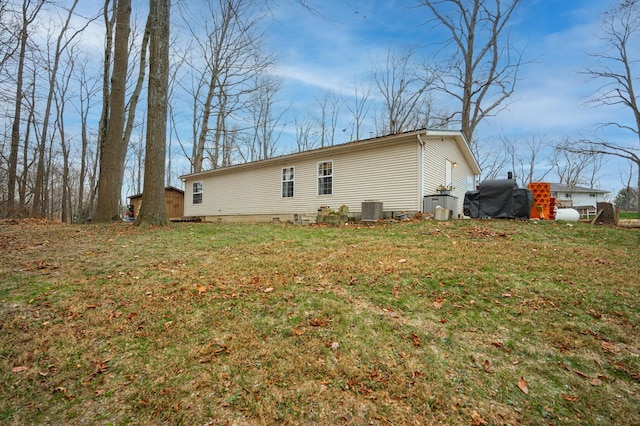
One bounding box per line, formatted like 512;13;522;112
128;186;184;220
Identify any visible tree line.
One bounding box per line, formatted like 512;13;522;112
1;0;638;223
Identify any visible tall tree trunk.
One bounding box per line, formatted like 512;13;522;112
94;0;132;222
86;146;100;221
19;73;37;215
135;0;170;226
32;0;79;218
7;0;44;217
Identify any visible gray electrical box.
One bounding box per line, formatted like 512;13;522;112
361;200;383;221
423;195;458;215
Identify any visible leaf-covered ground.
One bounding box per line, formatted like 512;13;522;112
1;218;638;425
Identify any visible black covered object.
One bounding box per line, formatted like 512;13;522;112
463;179;533;219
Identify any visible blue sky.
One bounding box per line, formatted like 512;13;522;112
68;0;634;195
259;0;634;194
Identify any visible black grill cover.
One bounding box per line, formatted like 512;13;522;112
463;179;533;219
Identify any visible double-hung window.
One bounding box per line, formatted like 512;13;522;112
192;182;203;204
282;167;294;198
318;161;333;195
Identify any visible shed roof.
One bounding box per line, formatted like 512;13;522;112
128;185;184;200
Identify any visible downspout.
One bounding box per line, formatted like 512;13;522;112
417;133;426;212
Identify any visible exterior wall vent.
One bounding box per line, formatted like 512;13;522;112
362;200;383;221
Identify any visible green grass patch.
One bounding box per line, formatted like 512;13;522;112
1;218;638;425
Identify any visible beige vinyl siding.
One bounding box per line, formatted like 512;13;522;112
322;139;420;213
184;137;421;217
422;136;473;216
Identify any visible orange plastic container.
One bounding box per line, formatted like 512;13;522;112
528;182;551;219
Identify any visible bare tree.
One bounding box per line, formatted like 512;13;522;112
553;138;604;189
73;57;101;223
32;0;92;218
54;45;78;223
135;0;170;226
347;79;371;141
572;0;640;215
6;0;44;217
0;0;19;75
294;113;319;152
372;46;437;135
237;75;285;162
179;0;275;173
615;161;638;209
500;133;552;186
315;90;343;147
125;130;145;196
418;0;524;148
94;0;132;222
476;141;509;181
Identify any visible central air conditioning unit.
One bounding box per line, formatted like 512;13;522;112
361;200;383;221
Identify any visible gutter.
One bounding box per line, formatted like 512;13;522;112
417;133;426;212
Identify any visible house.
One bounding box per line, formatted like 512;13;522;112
128;186;185;220
550;183;610;218
180;129;481;223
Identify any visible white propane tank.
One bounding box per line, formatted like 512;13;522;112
555;208;580;222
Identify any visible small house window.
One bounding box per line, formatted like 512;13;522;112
318;161;333;195
282;167;294;198
590;193;596;197
192;182;203;204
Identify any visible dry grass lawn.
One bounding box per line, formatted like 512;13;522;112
1;218;638;425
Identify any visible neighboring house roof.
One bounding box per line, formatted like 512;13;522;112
180;128;481;180
550;183;609;194
128;185;184;200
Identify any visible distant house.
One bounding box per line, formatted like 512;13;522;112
551;183;609;217
179;129;481;223
128;186;185;220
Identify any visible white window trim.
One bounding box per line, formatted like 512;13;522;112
317;160;333;196
192;181;203;205
282;166;295;198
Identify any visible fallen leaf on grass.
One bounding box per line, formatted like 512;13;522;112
309;318;326;327
54;387;75;400
471;410;487;425
588;309;602;319
410;333;421;347
433;296;444;309
562;394;580;402
328;341;339;351
517;377;529;394
601;341;620;354
590;378;603;386
483;359;492;373
491;341;511;352
263;287;274;293
12;366;29;373
83;359;110;385
572;369;590;378
293;325;305;336
196;285;207;294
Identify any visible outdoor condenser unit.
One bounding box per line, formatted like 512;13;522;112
362;200;383;221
